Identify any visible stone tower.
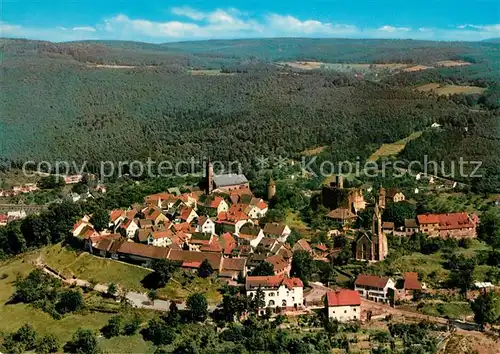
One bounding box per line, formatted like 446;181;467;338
206;158;214;195
378;187;386;210
371;202;388;261
267;177;276;201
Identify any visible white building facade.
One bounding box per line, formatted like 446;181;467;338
246;275;303;310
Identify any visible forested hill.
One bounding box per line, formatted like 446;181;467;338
0;38;499;191
2;37;500;68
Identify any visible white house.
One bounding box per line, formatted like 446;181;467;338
246;275;303;311
207;196;229;215
72;219;93;237
263;223;292;243
249;198;269;218
237;225;264;248
119;218;139;239
325;289;361;322
179;207;198;224
196;216;215;235
147;230;173;247
354;274;396;304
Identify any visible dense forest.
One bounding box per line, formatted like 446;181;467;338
1;38;499;191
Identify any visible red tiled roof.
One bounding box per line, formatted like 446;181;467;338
403;272;422;290
417;214;440;224
294;239;312;252
437;212;474;230
110;210;125;222
209;196;225;208
219;232;237;255
167;250;222;270
179;207;194;221
221;257;247;271
117;242;170;259
246;274;303;289
355;274;390;289
265;255;288;273
151;230;173;240
263;223;287;235
182;261;202;268
326;289;361;307
80;225;99;239
417;212;475;230
72;219;86;233
200;241;223;253
120;218;137;230
382;222;395;229
314;243;328;252
172;222;193;233
256;201;268;210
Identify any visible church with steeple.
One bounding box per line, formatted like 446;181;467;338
354;187;388;262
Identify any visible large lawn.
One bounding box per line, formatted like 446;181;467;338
0;255;113;342
0;252;159;349
41;244;223;303
40;244;152;292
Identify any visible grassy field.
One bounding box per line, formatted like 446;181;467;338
368;131;423;161
418;301;473;320
40;244;222;302
280;61;410;72
0;254;121;343
41;244;151;292
285;210;309;230
416;83;486;95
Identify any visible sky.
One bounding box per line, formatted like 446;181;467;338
1;0;500;42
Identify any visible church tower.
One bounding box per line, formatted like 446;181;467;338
378;187;386;210
371;201;388;261
205;158;214;195
267;177;276;201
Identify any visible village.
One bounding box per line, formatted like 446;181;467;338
60;160;491;326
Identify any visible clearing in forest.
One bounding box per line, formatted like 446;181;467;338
435;60;472;67
368;131;423;161
188;69;234;76
416;83;486;95
279;61;410;71
301;145;328;156
403;64;434;72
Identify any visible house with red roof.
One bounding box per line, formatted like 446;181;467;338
118;218;139;239
188;232;217;251
216;208;253;234
220;257;247;279
417;212;477;238
292;239;313;254
178;206;198;223
196;216;215;235
72;218;93;237
246;275;304;311
265;255;290;276
325;289;361;322
236;224;264;248
147;229;174;247
205;196;229;215
109;209;126;229
354;274;396;304
219;232;237;256
262;223;291;242
143;207;169;225
0;214;8;226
